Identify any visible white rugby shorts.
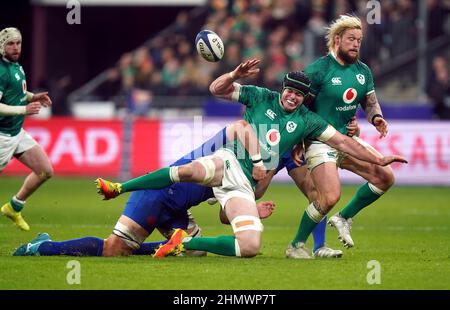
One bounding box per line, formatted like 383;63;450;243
0;129;37;172
210;148;255;209
305;136;374;170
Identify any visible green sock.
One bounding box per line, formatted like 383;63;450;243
292;203;323;245
10;196;25;212
184;236;236;256
340;182;384;219
121;167;175;192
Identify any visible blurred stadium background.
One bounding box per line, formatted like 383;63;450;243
0;0;449;290
2;0;450;185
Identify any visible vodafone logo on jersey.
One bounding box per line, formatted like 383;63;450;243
266;129;281;146
343;88;357;104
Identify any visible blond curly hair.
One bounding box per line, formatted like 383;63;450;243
325;15;362;53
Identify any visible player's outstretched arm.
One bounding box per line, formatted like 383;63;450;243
0;102;41;116
322;126;408;166
226;120;267;181
209;58;261;100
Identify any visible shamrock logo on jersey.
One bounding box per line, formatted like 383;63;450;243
286;121;297;133
356;74;365;85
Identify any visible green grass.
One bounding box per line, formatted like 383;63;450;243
0;177;449;289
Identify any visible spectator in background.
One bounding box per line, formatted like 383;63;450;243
427;56;450;120
108;0;449;111
128;48;155;116
389;0;416;58
427;0;450;41
49;75;71;116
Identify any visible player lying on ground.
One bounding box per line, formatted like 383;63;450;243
12;121;274;257
13;119;345;258
95;59;407;258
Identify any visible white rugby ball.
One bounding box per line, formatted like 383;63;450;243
195;30;224;62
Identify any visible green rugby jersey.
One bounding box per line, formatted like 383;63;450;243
305;53;374;134
228;85;329;187
0;58;29;136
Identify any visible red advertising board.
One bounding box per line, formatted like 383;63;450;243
3;118;123;177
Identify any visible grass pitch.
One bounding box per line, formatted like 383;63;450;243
0;177;449;290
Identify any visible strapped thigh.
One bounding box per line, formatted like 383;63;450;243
112;222;145;250
231;215;264;233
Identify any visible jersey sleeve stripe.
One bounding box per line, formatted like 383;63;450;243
231;83;241;101
317;125;337;142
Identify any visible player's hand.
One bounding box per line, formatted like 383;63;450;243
25;101;42;115
346;116;360;137
292;143;304;166
231;58;261;80
32;92;52;107
252;165;267;181
379;155;408;166
256;201;275;219
373;116;388;138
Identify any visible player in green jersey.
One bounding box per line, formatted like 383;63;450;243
0;27;53;231
289;15;398;250
95;58;406;258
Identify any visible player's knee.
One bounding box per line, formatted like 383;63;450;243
237;238;260;258
184;158;216;185
231;215;263;258
380;167;395;188
321;192;340;208
178;164;195;180
373;166;395;189
37;166;54;181
102;235;133;257
42;167;54;180
110;221;145;255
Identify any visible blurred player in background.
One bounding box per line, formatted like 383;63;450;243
95;59;406;259
0;27;53;231
292;15;398;250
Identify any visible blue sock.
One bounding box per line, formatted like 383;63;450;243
38;237;104;256
132;241;166;255
312;216;327;253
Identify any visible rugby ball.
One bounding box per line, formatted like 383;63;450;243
195;30;224;62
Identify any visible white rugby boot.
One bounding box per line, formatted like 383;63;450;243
285;242;312;259
312;246;343;258
328;213;354;248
